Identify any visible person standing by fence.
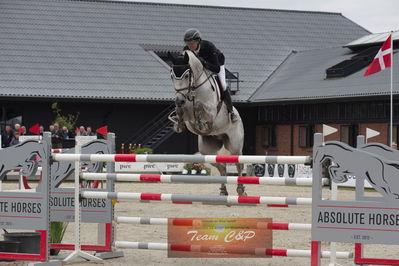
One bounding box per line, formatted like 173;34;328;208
1;125;14;148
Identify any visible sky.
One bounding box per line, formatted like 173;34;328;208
117;0;398;33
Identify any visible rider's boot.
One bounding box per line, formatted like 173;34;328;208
222;90;239;123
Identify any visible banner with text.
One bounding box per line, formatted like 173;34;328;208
168;218;272;258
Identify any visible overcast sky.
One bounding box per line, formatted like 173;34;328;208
118;0;398;33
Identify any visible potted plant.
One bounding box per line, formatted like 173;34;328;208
50;221;68;255
183;163;210;175
51;102;80;130
131;147;153;154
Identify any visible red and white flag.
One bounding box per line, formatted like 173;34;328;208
364;33;392;76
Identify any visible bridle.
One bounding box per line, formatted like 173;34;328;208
171;64;212;102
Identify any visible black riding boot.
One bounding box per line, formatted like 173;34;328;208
222;90;239;122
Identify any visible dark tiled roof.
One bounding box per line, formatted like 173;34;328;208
250;47;399;102
0;0;369;101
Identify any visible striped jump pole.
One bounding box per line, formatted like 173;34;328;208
81;173;326;186
81;191;312;206
113;241;352;259
115;216;312;231
53;154;311;165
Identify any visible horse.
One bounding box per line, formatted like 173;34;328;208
168;50;246;196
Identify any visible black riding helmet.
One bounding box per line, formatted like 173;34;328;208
184;28;201;44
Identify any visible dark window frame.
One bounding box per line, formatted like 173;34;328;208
260;125;276;149
299;125;314;148
340;124;358;147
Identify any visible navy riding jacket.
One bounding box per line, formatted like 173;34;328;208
184;40;225;73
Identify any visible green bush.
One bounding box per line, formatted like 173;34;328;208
131;147;153;154
51;102;80;130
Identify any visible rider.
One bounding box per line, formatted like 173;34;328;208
183;28;239;123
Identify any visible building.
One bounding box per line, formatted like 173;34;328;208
251;33;399;156
0;0;371;153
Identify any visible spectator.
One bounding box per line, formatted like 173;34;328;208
49;125;55;133
39;125;44;136
9;131;20;146
62;126;70;139
20;126;26;135
13;123;21;135
1;125;14;148
51;124;64;148
86;126;95;136
76;126;87;136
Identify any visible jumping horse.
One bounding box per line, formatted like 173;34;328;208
169;50;246;196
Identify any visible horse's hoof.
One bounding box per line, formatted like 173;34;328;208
173;123;185;133
237;186;247;196
238;191;247;196
220;189;229;196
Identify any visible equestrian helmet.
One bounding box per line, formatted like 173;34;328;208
184;28;201;44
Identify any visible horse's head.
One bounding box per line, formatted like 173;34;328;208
169;51;204;105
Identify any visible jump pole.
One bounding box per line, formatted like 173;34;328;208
81;191;312;206
115;216;312;230
113;241;352;259
53;154;311;164
81;173;327;186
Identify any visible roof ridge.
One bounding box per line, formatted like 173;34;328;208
65;0;343;15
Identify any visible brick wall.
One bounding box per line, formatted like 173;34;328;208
254;123;392;155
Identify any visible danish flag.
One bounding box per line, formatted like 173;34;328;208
364;34;392;76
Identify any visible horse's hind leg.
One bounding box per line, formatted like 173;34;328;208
235;163;247;196
198;135;228;195
223;129;246;196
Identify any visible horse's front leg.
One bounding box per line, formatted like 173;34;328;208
194;102;213;132
171;95;186;133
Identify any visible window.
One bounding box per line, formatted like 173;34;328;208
261;125;276;148
326;46;379;78
340;125;358;146
299;125;314;148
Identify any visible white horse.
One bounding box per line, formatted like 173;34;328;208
169;50;246;196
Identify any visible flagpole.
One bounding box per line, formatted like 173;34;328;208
390;31;394;146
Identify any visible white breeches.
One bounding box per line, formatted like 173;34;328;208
217;65;227;91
